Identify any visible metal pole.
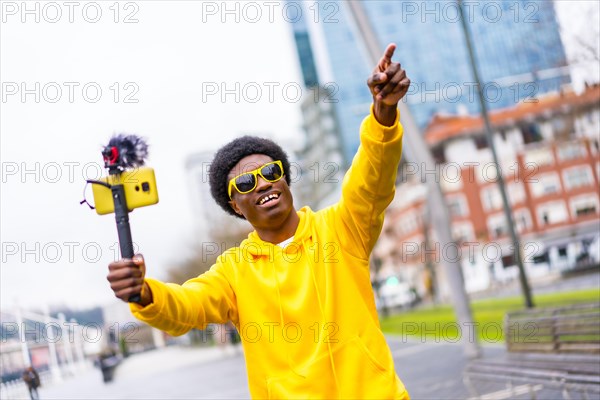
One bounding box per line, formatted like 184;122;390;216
58;313;76;375
44;306;63;382
345;0;481;358
457;0;534;308
15;307;31;368
71;318;86;370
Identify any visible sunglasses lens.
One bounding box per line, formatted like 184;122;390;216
235;173;256;193
261;163;283;181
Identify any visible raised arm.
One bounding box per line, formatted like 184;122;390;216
331;43;410;259
107;254;237;336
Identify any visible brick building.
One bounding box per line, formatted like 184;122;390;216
374;85;600;301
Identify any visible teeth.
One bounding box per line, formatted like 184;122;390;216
259;193;279;205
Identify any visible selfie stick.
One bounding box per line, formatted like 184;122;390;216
102;135;148;303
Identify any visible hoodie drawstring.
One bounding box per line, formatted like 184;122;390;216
257;228;341;398
270;257;301;377
303;241;341;399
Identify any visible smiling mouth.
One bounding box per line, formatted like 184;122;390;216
257;192;280;206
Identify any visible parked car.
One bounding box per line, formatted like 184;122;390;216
376;276;417;310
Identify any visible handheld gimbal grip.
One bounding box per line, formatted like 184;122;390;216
111;184;141;304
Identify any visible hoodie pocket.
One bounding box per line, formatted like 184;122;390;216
266;336;396;399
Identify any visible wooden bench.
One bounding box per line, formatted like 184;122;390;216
464;302;600;399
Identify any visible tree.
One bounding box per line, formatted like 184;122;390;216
166;220;251;284
555;0;600;87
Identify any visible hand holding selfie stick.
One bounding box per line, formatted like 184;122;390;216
101;135;148;303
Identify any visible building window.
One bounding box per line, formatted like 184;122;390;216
524;147;554;167
476;164;501;184
446;194;469;217
569;195;599;219
513;209;532;233
563;166;594;190
481;186;503;212
533;252;550;264
537;201;569;226
529;172;561;198
452;222;474;242
502;253;516;268
487;213;508;239
398;211;421;236
474;136;488;150
432;147;446;164
557;142;587;161
521;123;543;144
558;247;568;258
441;173;463;192
507;182;526;205
551;117;567;136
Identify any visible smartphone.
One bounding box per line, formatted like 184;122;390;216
92;167;159;215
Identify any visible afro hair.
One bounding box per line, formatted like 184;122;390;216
208;135;292;219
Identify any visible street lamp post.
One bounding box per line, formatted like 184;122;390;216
346;1;481;358
457;0;534;308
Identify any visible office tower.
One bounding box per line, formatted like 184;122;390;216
297;1;569;165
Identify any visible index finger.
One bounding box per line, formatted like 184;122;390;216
378;43;396;71
383;43;396;63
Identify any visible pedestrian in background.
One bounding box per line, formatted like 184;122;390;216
22;366;40;400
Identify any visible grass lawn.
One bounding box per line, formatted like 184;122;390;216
379;289;600;345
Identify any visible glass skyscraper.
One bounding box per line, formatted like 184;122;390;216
292;1;569;165
289;2;320;88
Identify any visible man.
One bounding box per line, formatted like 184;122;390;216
108;43;410;399
22;366;41;400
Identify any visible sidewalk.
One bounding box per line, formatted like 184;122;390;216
37;339;504;399
38;345;249;399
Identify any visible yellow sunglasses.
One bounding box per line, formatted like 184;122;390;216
228;160;284;198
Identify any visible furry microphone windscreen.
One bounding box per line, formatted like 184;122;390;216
105;134;149;168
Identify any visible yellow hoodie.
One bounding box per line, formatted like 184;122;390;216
131;107;409;399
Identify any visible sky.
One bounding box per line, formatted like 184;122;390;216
0;1;306;311
1;0;598;312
